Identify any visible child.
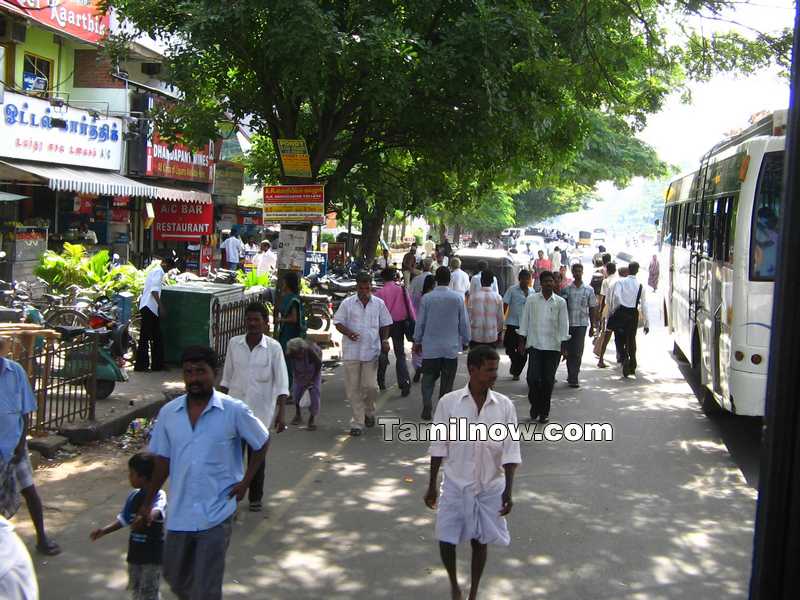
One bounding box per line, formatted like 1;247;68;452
90;452;166;600
287;338;322;430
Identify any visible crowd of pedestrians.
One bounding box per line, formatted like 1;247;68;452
0;235;656;600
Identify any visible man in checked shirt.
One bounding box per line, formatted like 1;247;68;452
560;263;598;388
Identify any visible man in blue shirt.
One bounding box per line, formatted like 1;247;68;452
139;346;270;600
413;267;471;421
0;347;60;555
502;269;532;380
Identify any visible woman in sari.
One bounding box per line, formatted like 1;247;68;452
648;254;660;291
276;271;306;386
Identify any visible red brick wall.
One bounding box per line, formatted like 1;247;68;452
73;50;125;89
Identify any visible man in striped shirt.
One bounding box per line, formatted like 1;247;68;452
468;270;504;349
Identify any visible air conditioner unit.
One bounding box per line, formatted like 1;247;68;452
10;21;26;44
141;62;162;76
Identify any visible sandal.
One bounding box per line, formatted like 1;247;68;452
307;423;317;431
597;360;607;368
36;539;61;556
290;415;302;426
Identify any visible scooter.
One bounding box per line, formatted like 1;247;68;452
53;326;129;400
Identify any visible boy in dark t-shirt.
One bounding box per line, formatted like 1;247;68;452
90;452;166;600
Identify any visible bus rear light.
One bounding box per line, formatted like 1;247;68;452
734;351;744;361
751;354;763;365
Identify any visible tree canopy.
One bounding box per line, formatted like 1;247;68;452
106;0;791;251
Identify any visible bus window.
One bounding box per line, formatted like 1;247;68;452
676;204;686;247
750;151;784;280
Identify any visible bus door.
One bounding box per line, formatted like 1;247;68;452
713;194;738;402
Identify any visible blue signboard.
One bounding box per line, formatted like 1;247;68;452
304;251;328;277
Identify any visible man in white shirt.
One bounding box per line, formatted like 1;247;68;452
423;235;436;259
135;257;166;372
425;345;521;600
596;262;619;368
468;260;499;300
608;261;649;377
517;270;570;423
0;516;38;600
219;302;288;511
252;240;277;276
448;257;471;300
221;232;244;270
549;246;562;273
333;272;393;436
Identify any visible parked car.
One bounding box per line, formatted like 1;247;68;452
454;248;526;295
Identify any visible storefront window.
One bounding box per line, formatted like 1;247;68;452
23;53;52;94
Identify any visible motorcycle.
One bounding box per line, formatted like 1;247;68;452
53;325;130;400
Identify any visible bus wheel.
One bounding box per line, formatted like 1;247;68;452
700;388;722;416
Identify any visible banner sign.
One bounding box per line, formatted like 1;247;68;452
147;131;212;183
1;1;109;45
303;251;328;277
277;139;312;178
263;184;324;224
0;91;123;169
237;209;263;226
153;200;213;242
212;161;245;197
276;229;308;271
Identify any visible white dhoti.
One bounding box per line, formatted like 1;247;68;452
435;478;510;546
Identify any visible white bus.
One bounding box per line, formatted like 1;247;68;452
660;109;785;416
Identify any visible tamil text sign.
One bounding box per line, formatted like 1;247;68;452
147;132;212;183
153;200;213;242
0;91;123;169
276;229;307;271
1;1;109;45
264;184;324;224
277;139;312;178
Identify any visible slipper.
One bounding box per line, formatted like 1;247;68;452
290;416;302;426
307;423;317;431
36;540;61;556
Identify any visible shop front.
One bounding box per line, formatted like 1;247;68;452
0;90;156;281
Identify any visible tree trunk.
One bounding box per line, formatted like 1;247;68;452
438;221;447;240
357;198;387;263
383;220;390;242
454;223;462;244
400;218;407;241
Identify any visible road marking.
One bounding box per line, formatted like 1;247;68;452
241;384;398;547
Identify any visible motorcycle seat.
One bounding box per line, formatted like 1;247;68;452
53;325;86;340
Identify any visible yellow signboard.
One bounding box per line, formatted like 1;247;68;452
277;139;312;178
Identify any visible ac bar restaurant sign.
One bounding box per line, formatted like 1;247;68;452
1;1;109;45
153;199;213;242
146;131;212;183
0;91;123;170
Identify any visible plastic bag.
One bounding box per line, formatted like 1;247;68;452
299;390;311;408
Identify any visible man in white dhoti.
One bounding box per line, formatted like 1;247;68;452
425;345;521;600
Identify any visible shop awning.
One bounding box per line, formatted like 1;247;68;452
0;160;212;203
0;160;155;197
150;186;212;204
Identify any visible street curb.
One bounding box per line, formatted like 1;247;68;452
58;391;181;445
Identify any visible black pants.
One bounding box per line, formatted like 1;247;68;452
503;325;528;377
565;326;588;384
378;321;411;390
242;443;266;503
421;358;458;413
526;348;561;419
613;307;639;371
135;306;164;371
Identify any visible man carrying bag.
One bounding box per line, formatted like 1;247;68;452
607;261;649;378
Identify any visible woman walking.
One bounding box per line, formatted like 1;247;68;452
276;271;306;386
287;338;322;430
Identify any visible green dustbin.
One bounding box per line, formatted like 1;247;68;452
160;282;245;364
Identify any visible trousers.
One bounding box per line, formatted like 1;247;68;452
613;307;639;372
162;517;233;600
343;359;379;429
565;326;587;384
135;307;164;371
503;325;528;377
421;358;458;412
526;348;561;419
378;321;411;390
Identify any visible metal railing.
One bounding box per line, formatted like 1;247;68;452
14;336;98;434
211;292;271;360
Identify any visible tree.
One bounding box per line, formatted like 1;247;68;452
106;0;790;245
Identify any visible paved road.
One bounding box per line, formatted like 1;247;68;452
17;316;761;599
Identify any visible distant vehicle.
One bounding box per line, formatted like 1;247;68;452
454;248;524;295
501;227;525;238
513;235;546;257
661;108;786;417
592;228;607;242
578;231;592;246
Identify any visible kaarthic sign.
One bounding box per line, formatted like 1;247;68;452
1;1;109;45
0;91;123;170
263;184;324;224
146;131;212;183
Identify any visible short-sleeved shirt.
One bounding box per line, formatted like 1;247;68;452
148;391;269;532
0;359;35;463
221;236;244;263
428;387;522;493
502;284;531;327
333;294;394;362
561;282;597;327
0;516;38;600
139;265;164;315
117;489;167;565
